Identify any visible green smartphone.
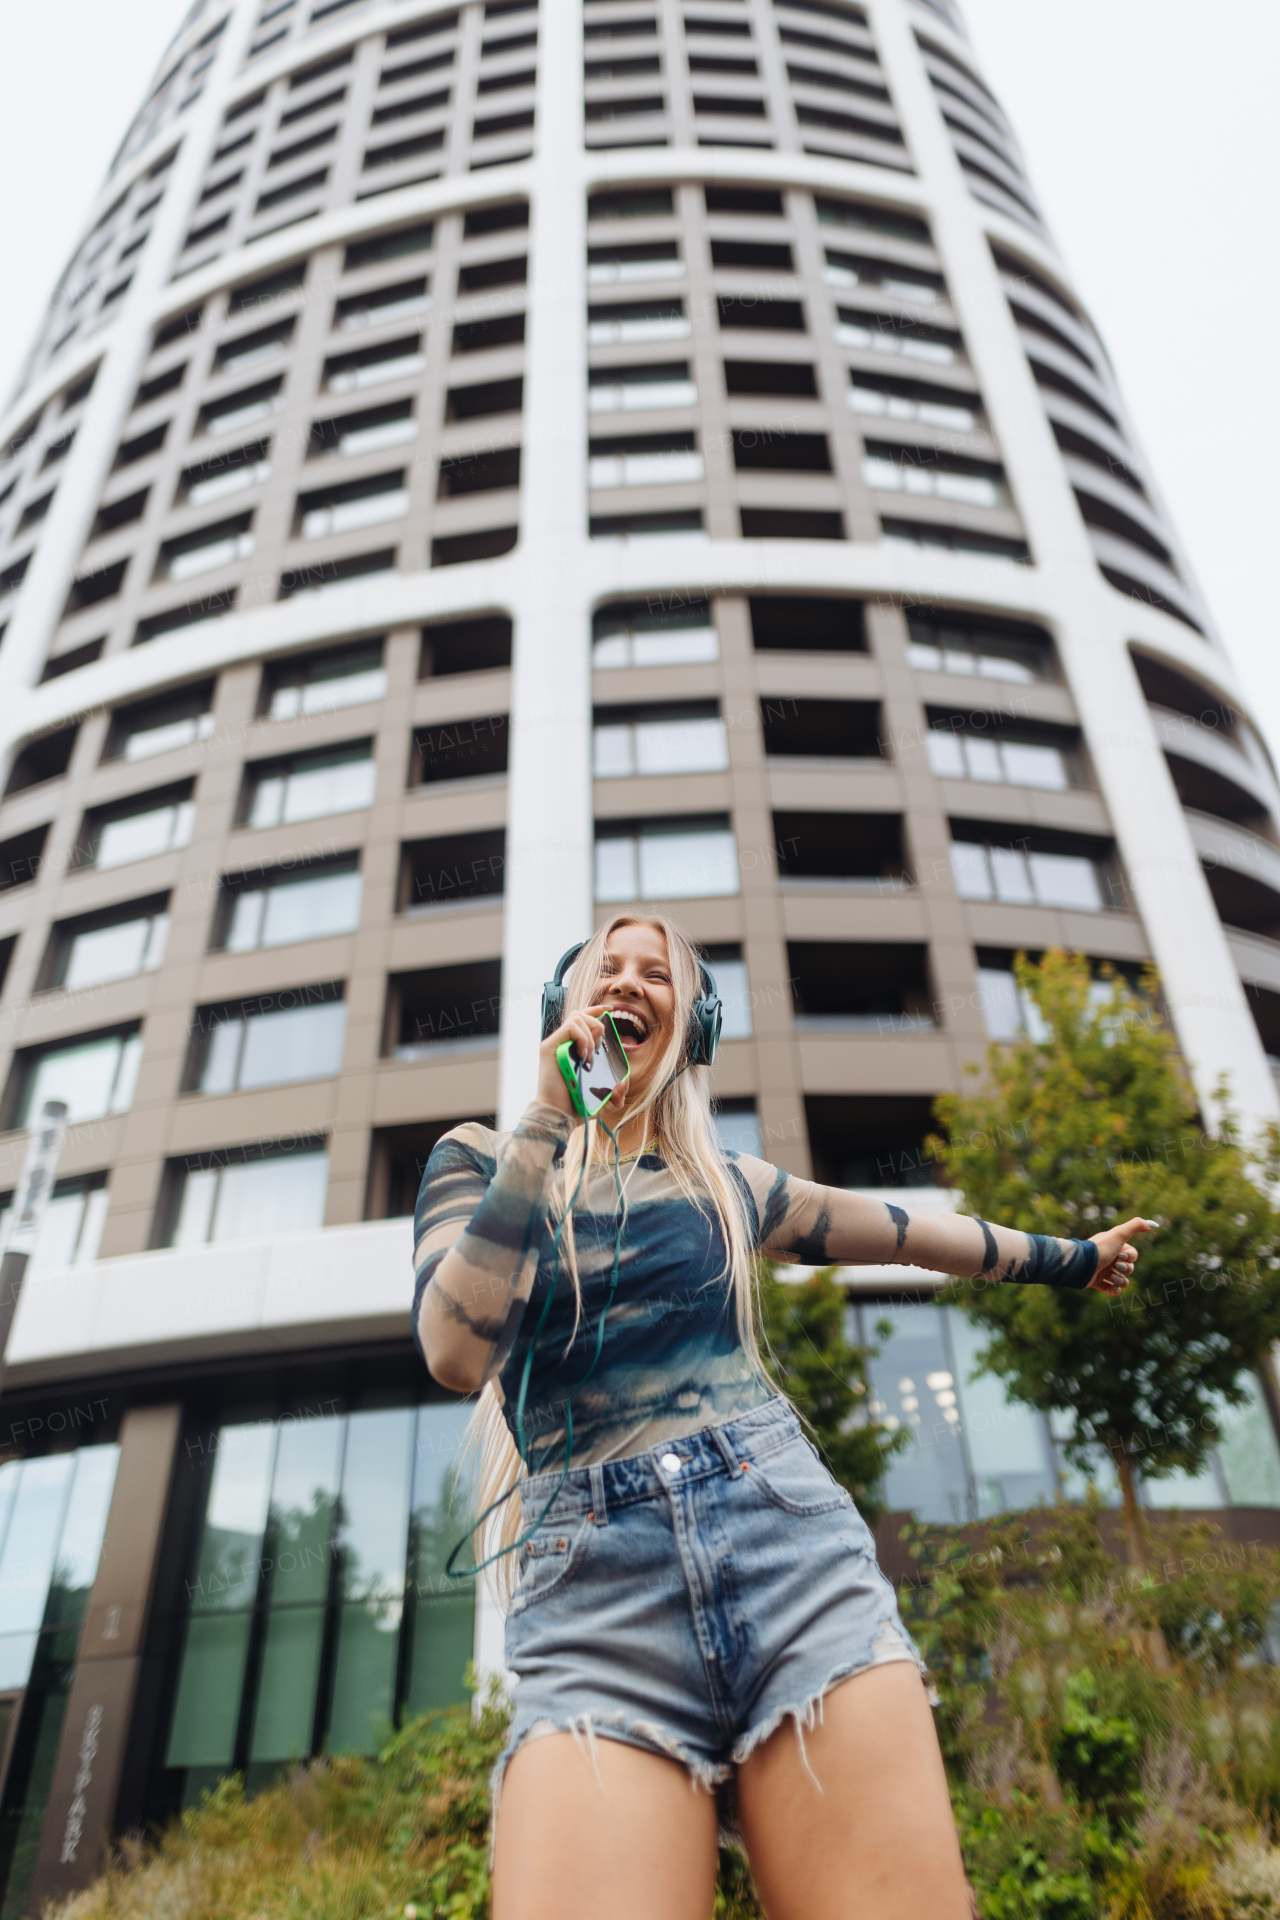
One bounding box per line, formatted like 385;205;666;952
557;1012;631;1119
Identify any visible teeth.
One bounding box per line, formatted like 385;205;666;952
609;1009;647;1038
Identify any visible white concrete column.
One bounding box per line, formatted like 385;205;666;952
497;6;593;1131
871;0;1279;1133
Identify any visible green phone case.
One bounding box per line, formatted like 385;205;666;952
556;1014;630;1118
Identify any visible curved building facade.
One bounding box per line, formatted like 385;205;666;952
1;0;1280;1905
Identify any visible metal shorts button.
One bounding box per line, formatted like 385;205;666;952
660;1452;683;1474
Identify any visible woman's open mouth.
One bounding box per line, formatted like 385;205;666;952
605;1006;650;1052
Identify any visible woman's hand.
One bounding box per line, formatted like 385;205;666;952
536;1009;628;1122
1086;1217;1156;1294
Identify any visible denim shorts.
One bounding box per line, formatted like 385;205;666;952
494;1397;927;1824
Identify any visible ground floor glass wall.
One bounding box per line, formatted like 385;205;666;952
852;1300;1280;1524
160;1396;473;1809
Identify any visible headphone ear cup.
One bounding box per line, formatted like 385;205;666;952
540;984;566;1041
691;995;722;1066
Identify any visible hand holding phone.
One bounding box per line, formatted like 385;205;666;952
556;1012;631;1119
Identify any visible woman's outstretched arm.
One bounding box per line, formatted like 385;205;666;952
750;1168;1151;1294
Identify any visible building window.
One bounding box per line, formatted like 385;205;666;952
591;599;718;669
588;432;703;488
186;984;346;1093
906;615;1053;684
862;442;1007;508
166;1140;329;1246
712;1099;762;1157
588;361;697;413
595;816;739;902
388;962;502;1056
78;785;196;870
198;378;284;437
105;685;216;761
837;307;958;364
240;742;375;827
216;856;363;951
0;1173;109;1273
587;299;689;345
334;277;431;330
704;945;752;1039
849;374;978;432
159;1398;472;1807
0;1439;120;1916
46;897;170;991
308;399;417;458
178;442;272;508
8;1027;143;1129
323;337;425;393
295;471;409;538
593;703;727;778
950;836;1107;912
587;241;682;285
158;514;255;583
926;726;1071;791
261;642;386;719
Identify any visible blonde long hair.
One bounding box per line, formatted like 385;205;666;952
468;914;764;1596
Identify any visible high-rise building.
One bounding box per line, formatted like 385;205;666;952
0;0;1279;1904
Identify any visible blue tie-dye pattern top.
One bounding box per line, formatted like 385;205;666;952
412;1101;1098;1468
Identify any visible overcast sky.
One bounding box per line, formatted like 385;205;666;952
1;1;1276;749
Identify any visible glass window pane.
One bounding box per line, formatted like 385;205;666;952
1029;852;1101;911
210;1152;329;1242
199;1021;244;1095
44;1446;120;1631
63;919;152;990
593;726;635;779
863;1305;971;1524
634;718;728;776
237;1001;347;1089
96;804;180;868
280;757;375;825
1142;1459;1225;1509
632;626;717;667
704;956;751;1039
0;1626;80;1916
337;1410;414;1604
226;890;266;952
595;837;638;903
949;842;991;900
21;1036;126;1127
925;732;964;779
0;1457;74;1634
110;1033;142;1113
1215;1373;1280;1507
265;1417;344;1607
28;1190;88;1274
962;738;1003;783
976;967;1020;1042
991;847;1035;905
0;1632;39;1692
327;1409;415;1755
190;1422;276;1612
248;1605;327;1763
173;1168;218;1248
712;1106;763;1157
1002;743;1067;790
248;776;285;828
300;667;387;716
165;1613;254;1766
261;870;363;947
0;1464;21;1567
639;828;738;900
947;1311;1057;1518
410;1403;475;1597
404;1594;475;1718
327;1599;399;1754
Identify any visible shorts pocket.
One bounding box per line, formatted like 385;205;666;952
510;1512;592;1613
750;1432;853;1517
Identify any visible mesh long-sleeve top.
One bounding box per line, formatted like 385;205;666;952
412;1103;1098;1469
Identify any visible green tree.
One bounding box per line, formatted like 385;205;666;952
930;950;1280;1572
760;1263;906;1523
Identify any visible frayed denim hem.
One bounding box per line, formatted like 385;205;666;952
729;1624;932;1790
488;1712;729;1868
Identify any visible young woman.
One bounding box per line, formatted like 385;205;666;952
413;915;1149;1920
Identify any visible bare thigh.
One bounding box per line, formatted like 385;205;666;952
737;1662;971;1920
491;1731;720;1920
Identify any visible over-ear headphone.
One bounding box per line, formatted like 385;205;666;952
540;941;722;1067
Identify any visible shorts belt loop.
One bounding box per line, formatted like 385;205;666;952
710;1425;743;1478
589;1464;608;1525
